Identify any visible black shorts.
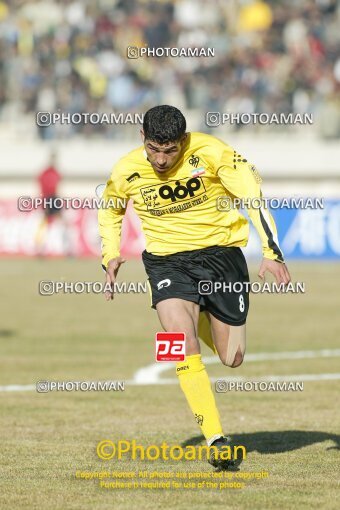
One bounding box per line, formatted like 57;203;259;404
44;196;61;217
142;245;250;326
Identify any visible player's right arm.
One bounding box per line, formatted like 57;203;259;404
98;166;128;300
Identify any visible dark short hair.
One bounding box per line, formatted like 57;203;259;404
143;105;186;144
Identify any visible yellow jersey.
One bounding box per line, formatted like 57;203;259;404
98;132;284;267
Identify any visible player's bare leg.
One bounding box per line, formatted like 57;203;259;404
156;298;233;469
205;312;246;368
156;298;200;355
198;311;247;467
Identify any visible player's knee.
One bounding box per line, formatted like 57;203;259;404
221;346;244;368
219;325;246;368
229;348;244;368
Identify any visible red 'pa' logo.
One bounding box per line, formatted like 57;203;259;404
155;332;186;362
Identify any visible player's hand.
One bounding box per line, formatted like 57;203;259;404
258;258;291;285
105;257;126;301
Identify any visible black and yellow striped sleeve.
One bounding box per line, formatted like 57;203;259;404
217;147;284;262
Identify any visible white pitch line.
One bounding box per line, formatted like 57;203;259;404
133;348;340;384
1;373;340;392
1;349;340;392
128;373;340;386
0;384;36;392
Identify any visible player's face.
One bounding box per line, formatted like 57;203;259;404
141;132;187;173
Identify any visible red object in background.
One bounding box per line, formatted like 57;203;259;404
0;199;145;258
308;36;325;59
255;51;276;69
38;166;61;198
155;332;186;362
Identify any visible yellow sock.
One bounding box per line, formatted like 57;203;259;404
35;217;48;250
198;312;217;354
176;354;223;444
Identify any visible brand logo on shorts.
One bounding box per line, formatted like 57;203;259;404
157;279;171;290
156;332;186;362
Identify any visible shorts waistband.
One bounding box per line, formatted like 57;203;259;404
143;245;237;260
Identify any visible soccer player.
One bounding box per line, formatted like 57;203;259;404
35;151;62;255
98;105;291;469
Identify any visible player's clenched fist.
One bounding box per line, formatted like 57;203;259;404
105;257;126;301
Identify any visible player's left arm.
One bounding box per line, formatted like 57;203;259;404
217;147;291;285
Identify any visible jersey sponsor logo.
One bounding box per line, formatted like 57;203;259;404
157;278;171;290
126;172;141;182
140;177;206;210
188;154;200;168
155;332;186;362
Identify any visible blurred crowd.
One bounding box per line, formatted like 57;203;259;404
0;0;339;139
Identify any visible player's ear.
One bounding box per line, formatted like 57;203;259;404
180;133;188;145
140;129;145;143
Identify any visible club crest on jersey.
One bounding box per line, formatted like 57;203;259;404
191;166;205;177
188;154;200;168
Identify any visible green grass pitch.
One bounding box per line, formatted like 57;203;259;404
0;258;339;509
